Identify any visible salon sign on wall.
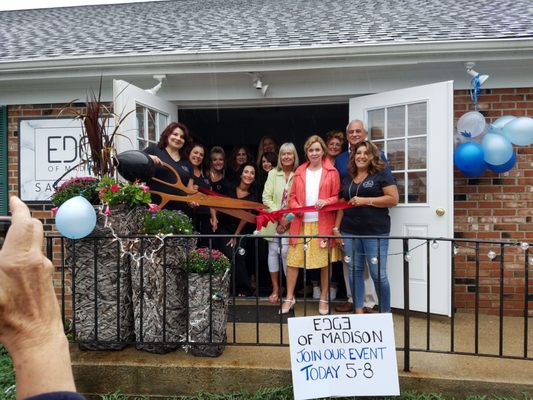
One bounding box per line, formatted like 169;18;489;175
19;118;113;202
288;314;399;400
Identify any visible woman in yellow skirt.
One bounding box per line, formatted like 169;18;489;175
281;135;341;315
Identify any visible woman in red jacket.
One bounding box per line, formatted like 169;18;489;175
281;135;341;315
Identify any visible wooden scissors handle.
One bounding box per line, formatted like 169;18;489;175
151;161;195;194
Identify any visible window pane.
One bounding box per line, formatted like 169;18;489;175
407;171;427;203
393;172;405;204
157;113;167;140
386;139;405;171
138;139;147;150
387;105;405;138
136;105;145;139
147;109;156;142
368;109;385;140
408;102;426;137
408;137;427;169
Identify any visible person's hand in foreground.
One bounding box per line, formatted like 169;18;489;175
0;196;77;399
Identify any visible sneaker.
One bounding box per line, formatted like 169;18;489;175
312;286;321;299
329;287;337;301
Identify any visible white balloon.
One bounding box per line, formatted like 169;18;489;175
457;111;486;138
55;196;97;239
502;117;533;146
481;133;513;166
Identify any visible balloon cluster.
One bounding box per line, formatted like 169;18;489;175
454;112;533;176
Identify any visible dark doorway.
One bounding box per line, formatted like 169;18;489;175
179;103;348;158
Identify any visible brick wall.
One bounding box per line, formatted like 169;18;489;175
453;88;533;316
5;94;533;316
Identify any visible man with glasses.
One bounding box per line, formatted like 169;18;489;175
334;119;389;313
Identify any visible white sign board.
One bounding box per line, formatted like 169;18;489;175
288;314;399;400
19;118;113;202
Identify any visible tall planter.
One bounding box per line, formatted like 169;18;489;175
131;236;196;353
67;206;144;350
187;271;230;357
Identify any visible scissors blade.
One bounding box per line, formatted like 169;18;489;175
150;191;265;210
213;207;256;224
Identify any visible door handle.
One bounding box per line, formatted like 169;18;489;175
436;208;445;217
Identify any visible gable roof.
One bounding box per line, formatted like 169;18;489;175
1;0;533;63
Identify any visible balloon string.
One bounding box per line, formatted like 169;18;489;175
470;74;481;111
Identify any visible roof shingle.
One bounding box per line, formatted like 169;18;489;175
1;0;532;62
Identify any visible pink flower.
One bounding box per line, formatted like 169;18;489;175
99;187;107;194
140;184;150;193
148;203;160;213
51;207;59;215
110;184;119;193
103;205;111;216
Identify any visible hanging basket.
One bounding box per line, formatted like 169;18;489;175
187;271;230;357
131;236;197;354
67;205;144;350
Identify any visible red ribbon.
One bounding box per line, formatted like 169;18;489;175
255;201;352;231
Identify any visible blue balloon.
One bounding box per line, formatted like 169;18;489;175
482;133;513;166
488;152;516;173
502;117;533;146
55;196;97;239
487;115;516;134
454;142;487;177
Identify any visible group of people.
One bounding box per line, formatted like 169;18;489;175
142;119;399;316
0;118;398;398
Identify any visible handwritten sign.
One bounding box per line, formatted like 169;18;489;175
288;313;399;400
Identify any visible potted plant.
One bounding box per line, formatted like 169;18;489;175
185;247;231;357
61;177;152;351
131;207;197;354
54;85;148;351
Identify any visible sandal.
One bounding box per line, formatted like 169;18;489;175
268;292;279;304
279;298;296;315
319;299;329;315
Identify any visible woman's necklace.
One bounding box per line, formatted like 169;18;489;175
348;173;368;199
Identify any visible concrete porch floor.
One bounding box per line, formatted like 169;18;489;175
71;300;533;399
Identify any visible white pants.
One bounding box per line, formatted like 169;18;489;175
267;237;288;275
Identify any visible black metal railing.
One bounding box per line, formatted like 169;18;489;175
46;233;532;368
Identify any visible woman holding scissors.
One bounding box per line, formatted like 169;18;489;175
143;122;195;211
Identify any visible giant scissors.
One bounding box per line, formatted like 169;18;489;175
150;161;265;224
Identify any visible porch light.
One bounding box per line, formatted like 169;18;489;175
146;74;166;95
520;242;529;251
431;240;439;249
465;62;489;86
251;73;270;96
487;250;496;260
404;253;412;262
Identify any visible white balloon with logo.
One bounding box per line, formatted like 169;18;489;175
457;111;486;138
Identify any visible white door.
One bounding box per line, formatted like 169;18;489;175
113;79;177;153
350;81;454;316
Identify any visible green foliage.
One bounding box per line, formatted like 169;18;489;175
142;209;193;235
97;176;151;207
51;177;100;207
0;345;15;400
186;248;230;274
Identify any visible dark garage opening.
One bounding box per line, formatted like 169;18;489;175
179;103;349;159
